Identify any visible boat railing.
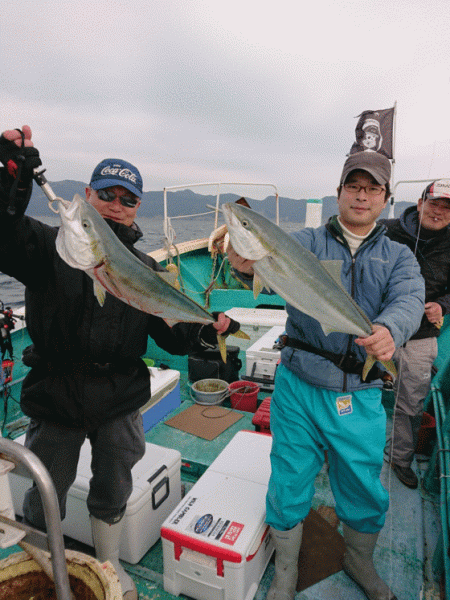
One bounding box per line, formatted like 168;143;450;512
0;437;73;599
423;349;450;597
158;183;280;306
162;182;280;258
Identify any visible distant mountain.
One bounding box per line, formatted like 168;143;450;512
28;180;414;222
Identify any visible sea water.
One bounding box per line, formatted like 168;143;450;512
0;214;303;309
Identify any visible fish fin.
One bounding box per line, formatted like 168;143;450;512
157;268;179;289
253;274;264;299
321;323;339;336
217;334;227;362
320;260;344;286
381;359;397;378
361;355;376;382
362;356;398;381
163;318;178;327
93;281;106;306
231;329;251;340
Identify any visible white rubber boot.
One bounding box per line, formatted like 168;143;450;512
266;521;303;600
90;516;137;600
342;524;398;600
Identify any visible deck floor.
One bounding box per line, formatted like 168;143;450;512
118;452;441;600
2;377;443;599
118;381;441;600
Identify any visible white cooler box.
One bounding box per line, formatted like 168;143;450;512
225;307;287;342
161;431;274;600
141;366;181;432
10;434;182;564
245;325;285;391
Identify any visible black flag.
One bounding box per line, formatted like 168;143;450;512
349;107;395;159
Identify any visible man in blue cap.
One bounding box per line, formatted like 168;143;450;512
0;125;239;600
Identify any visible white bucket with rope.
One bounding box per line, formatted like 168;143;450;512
190;379;229;406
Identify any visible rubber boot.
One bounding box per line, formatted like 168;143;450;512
266;521;303;600
90;516;138;600
342;524;398;600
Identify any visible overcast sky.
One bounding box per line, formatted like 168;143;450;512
2;0;450;202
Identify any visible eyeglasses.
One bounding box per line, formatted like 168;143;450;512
96;188;139;208
343;183;385;197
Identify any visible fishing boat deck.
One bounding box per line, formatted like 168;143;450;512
0;323;444;600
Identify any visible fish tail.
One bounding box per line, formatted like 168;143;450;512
231;329;250;340
218;334;227;363
361;355;375;382
381;359;397;378
362;355;397;382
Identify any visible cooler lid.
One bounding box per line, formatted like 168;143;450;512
148;366;180;400
225;307;287;327
74;439;180;494
207;431;272;486
11;434;180;499
246;325;285;357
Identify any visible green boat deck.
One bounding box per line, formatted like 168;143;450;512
0;321;445;599
126;384;442;600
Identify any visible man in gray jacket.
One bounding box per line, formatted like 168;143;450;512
228;150;425;600
381;180;450;489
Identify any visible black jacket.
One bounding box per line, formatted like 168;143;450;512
379;205;450;340
0;179;211;429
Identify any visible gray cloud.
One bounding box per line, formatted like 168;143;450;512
2;0;450;201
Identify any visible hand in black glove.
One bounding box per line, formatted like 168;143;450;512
0;126;42;217
0;128;41;185
198;312;241;348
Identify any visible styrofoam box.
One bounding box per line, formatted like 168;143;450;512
10;434;182;564
245;325;285;391
161;431;274;600
225;307;287;341
141;366;181;432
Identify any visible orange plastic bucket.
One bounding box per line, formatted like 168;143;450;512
228;380;260;412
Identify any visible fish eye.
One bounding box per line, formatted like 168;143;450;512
82;219;90;229
242;219;249;228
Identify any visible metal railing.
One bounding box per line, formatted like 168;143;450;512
0;437;73;599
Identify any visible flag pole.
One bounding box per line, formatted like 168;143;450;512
388;100;397;218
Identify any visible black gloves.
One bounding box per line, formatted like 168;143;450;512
0;130;42;217
0;132;42;184
198;312;241;349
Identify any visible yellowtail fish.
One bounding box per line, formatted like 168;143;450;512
222;202;396;380
55;194;249;361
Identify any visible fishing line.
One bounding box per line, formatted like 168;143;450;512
385;184;429;593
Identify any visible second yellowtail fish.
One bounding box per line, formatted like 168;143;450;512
222;201;396;380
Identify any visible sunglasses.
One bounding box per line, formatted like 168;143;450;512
96;188;139;208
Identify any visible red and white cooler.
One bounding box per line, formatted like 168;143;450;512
161;431;274;600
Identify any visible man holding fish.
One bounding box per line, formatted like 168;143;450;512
226;151;424;600
0;125;241;600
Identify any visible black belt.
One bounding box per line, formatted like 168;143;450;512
45;360;136;376
22;345;137;376
276;335;384;382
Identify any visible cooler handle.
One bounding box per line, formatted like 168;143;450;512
148;465;170;510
